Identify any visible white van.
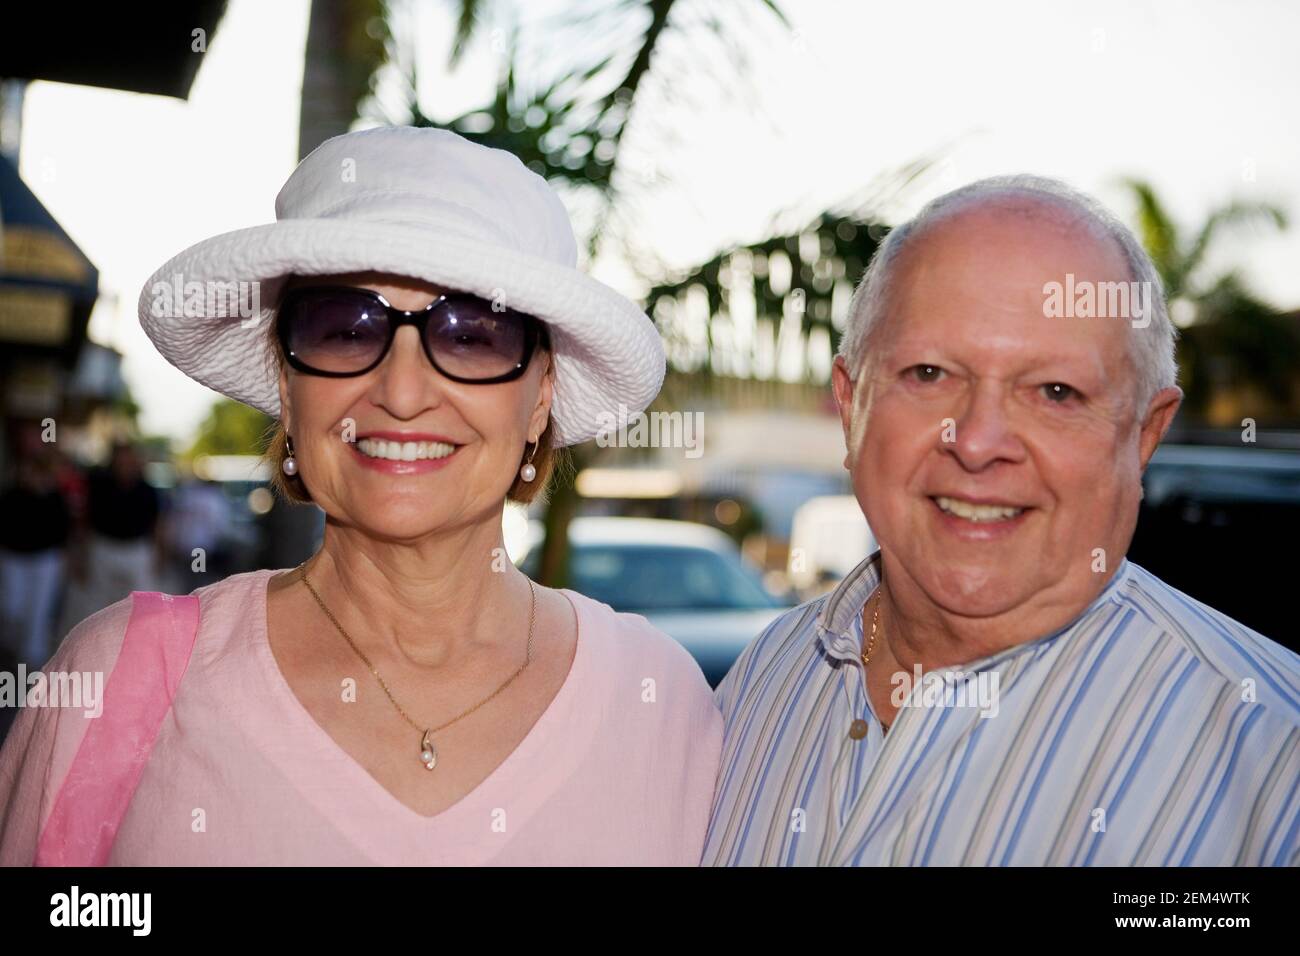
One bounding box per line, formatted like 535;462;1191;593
788;495;876;595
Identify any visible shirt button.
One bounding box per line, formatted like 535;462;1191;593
848;718;870;740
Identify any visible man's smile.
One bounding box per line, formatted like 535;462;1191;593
931;494;1028;523
926;494;1036;538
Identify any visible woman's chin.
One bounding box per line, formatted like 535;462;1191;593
346;510;463;542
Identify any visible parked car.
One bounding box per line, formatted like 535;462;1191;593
517;517;792;687
1131;442;1300;652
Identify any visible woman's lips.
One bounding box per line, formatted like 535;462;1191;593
348;440;459;474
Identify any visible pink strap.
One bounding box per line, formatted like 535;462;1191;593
34;591;200;866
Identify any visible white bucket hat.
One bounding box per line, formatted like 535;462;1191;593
137;125;665;447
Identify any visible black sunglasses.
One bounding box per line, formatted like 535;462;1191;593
276;285;545;384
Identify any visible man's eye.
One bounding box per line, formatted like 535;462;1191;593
908;365;945;383
1042;383;1078;403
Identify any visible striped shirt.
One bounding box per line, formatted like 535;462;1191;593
703;552;1300;865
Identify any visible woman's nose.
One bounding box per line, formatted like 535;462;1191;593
369;326;445;415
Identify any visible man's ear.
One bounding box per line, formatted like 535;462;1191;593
1138;385;1182;470
831;356;857;470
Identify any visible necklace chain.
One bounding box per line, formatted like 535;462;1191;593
861;580;882;666
298;564;536;767
861;575;891;732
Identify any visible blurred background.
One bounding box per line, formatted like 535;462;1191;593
1;0;1298;718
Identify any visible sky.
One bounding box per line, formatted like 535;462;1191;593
16;0;1300;444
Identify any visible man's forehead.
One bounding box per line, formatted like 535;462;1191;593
878;203;1137;366
899;198;1129;275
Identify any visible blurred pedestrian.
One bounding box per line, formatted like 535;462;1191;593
163;466;232;590
0;449;71;668
57;441;165;634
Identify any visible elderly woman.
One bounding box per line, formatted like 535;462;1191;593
0;127;721;866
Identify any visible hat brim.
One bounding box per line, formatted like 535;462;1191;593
137;218;666;447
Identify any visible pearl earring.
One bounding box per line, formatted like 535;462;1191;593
282;434;298;476
520;439;538;482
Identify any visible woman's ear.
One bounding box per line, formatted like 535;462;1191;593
527;352;554;440
277;363;292;435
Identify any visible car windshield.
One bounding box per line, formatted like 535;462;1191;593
562;544;782;613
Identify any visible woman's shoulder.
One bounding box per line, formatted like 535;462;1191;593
553;589;723;823
52;568;279;674
46;592;136;676
558;588;715;699
191;566;281;618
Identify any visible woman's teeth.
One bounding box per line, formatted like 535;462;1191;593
356;438;456;461
935;496;1025;523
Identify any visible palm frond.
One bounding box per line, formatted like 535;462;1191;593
447;0;483;66
1183;200;1288;281
1121;177;1183;291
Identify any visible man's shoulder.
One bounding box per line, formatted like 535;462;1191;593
713;596;833;715
743;597;831;662
1114;561;1300;726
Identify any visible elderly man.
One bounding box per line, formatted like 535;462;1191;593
703;175;1300;866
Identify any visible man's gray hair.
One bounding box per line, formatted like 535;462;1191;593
837;174;1179;408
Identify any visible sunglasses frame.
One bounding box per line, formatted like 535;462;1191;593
275;284;544;384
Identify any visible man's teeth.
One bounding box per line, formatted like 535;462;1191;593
356;438;456;461
935;496;1025;523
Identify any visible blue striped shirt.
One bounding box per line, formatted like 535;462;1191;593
703;552;1300;865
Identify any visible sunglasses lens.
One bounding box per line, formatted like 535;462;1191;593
425;296;532;380
281;290;389;373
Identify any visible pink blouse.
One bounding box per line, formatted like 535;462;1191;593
0;568;723;865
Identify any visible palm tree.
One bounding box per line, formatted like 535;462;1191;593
1123;179;1298;421
372;0;791;256
298;0;791;585
299;0;388;159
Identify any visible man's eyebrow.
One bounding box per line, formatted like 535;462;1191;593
878;342;1110;378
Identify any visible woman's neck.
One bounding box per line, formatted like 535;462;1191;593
301;517;529;668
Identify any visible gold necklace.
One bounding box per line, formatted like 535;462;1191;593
861;582;883;666
861;579;892;732
299;565;536;772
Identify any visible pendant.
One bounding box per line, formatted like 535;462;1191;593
419;729;437;771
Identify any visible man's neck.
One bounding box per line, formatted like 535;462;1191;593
875;562;1120;673
859;560;1120;729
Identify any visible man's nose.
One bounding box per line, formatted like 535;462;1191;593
946;382;1026;471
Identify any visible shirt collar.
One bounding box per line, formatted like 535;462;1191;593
815;550;883;662
813;549;1136;665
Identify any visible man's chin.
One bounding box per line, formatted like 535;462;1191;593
916;564;1036;620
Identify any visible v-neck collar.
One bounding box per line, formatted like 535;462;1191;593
244;567;592;860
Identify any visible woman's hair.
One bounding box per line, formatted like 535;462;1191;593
262;298;563;507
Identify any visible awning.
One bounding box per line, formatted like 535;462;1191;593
0;1;229;100
0;152;98;358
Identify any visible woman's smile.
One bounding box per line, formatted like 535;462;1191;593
349;433;463;475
